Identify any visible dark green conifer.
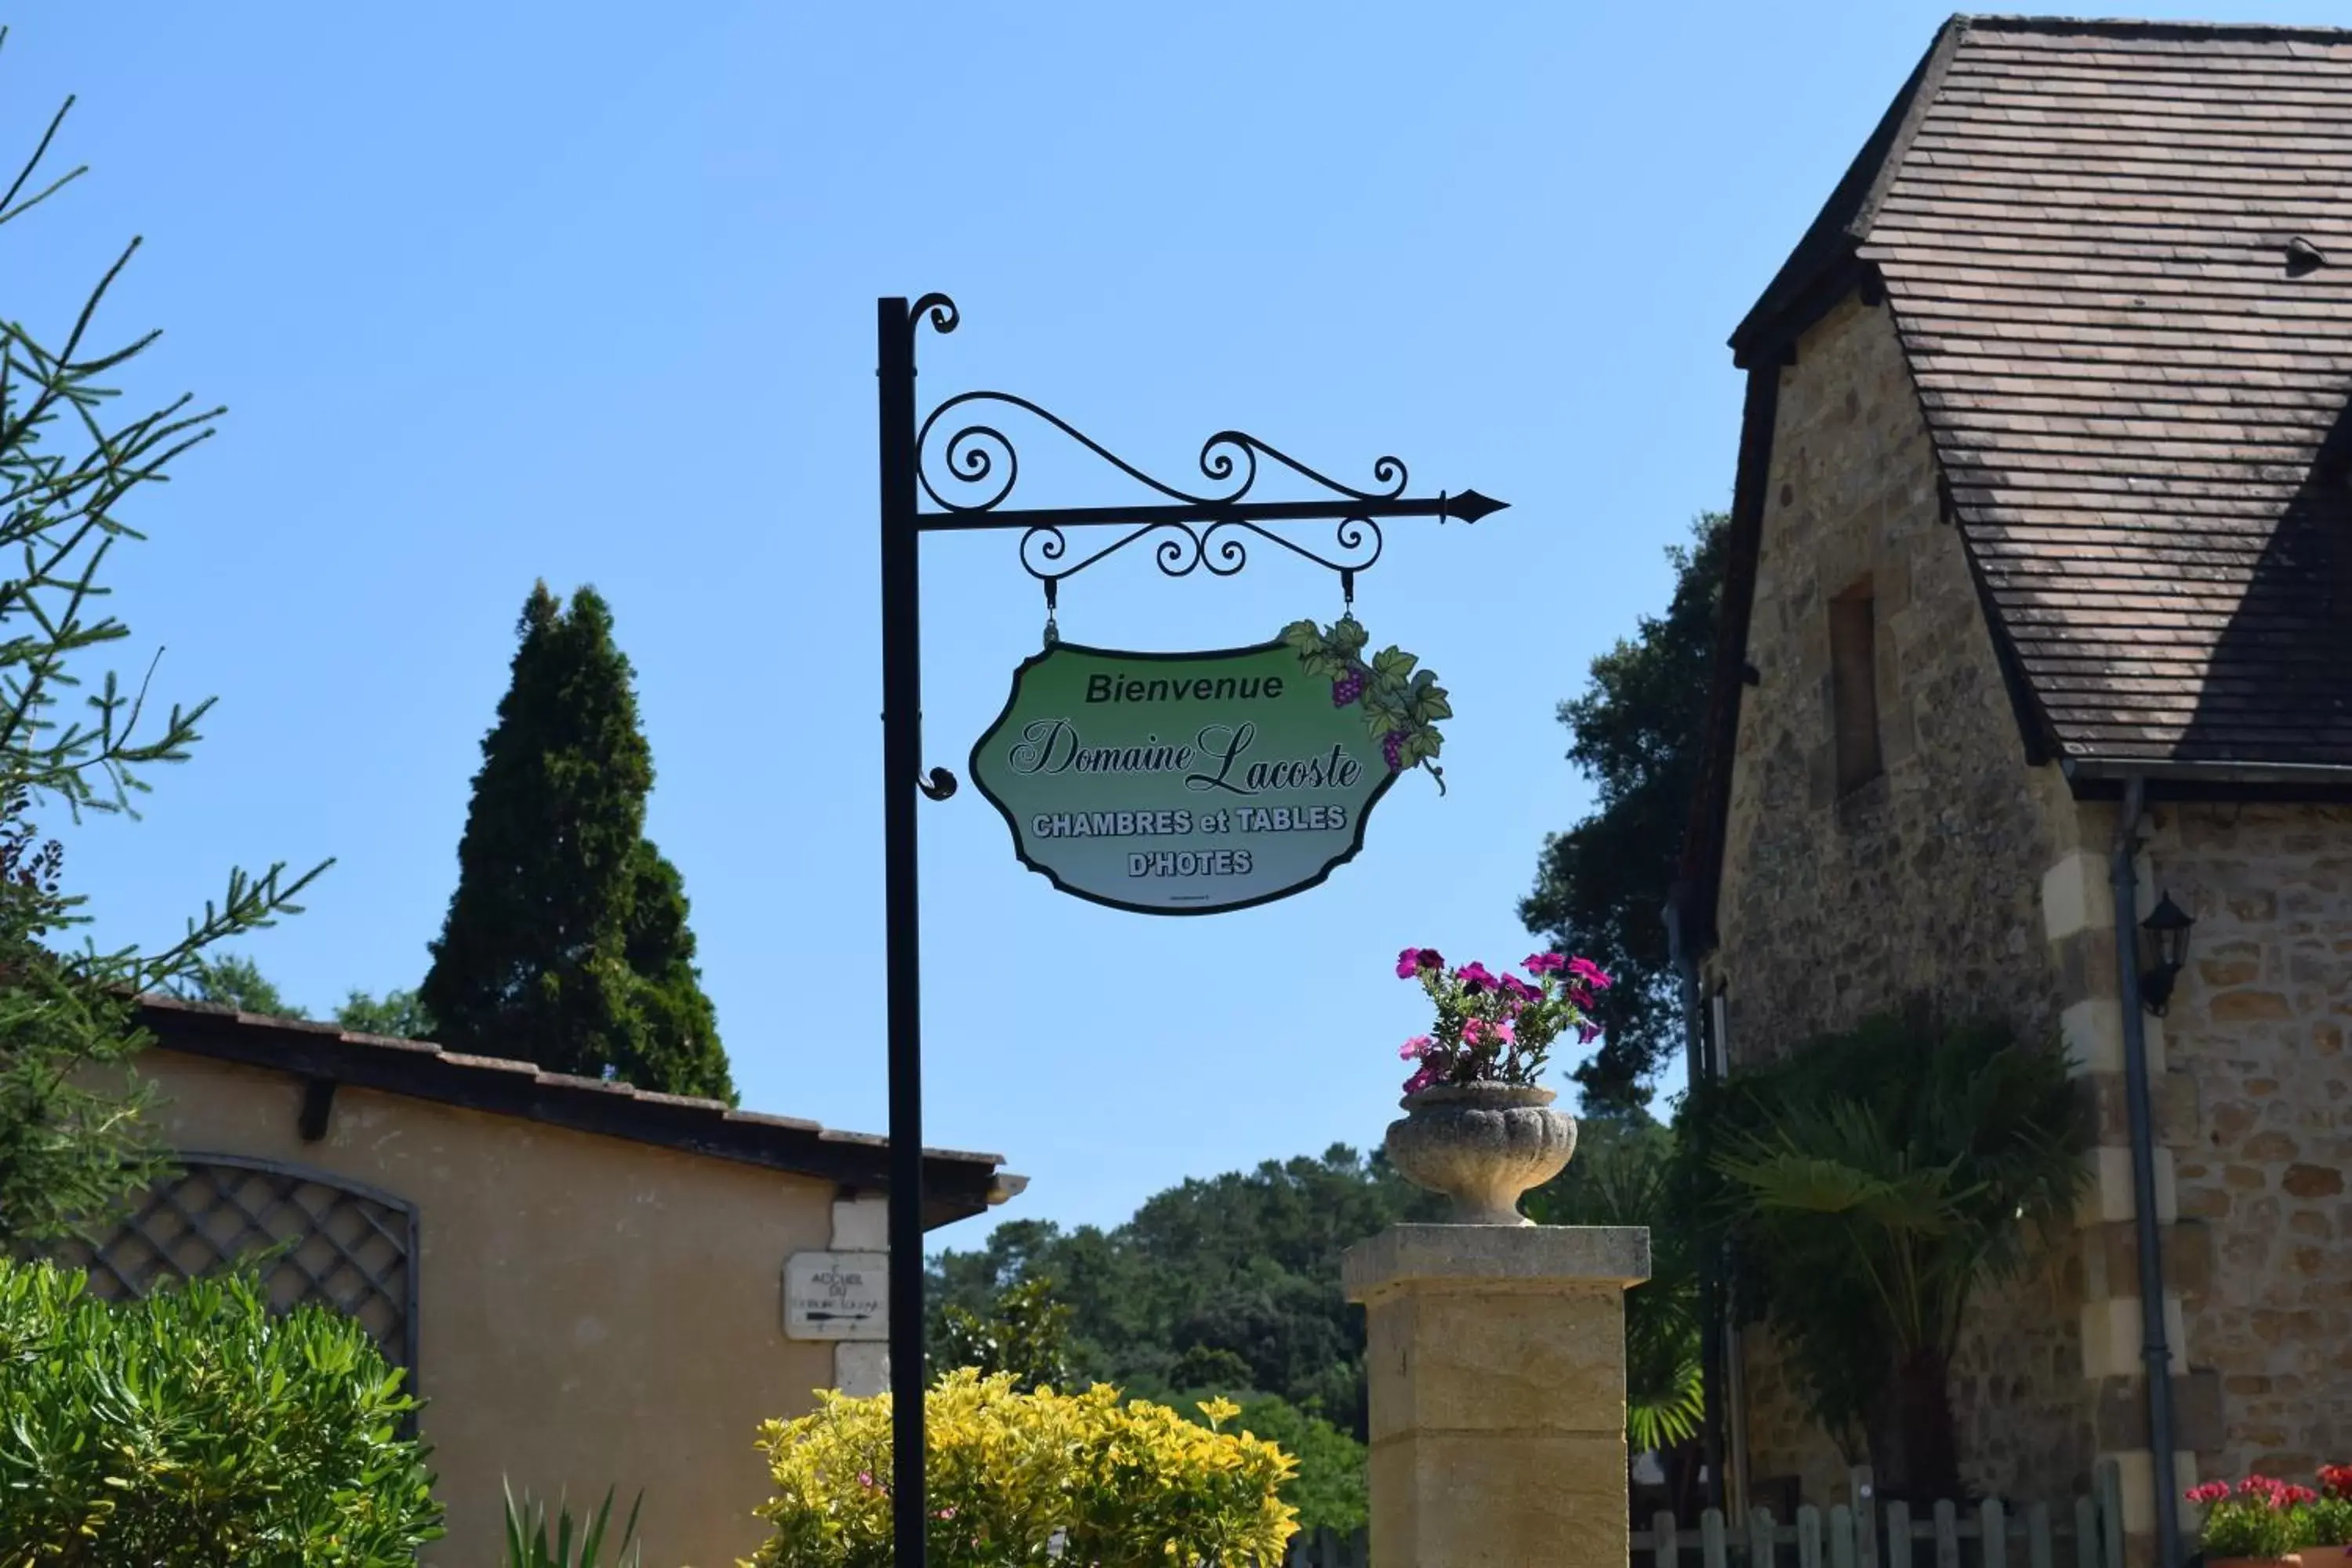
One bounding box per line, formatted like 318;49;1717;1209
421;585;732;1101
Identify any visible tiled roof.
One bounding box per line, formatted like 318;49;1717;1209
139;996;1023;1230
1678;14;2352;950
1748;14;2352;771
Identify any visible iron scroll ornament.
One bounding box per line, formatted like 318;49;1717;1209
917;392;1414;585
906;299;1504;591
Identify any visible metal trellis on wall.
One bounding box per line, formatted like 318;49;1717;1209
38;1151;420;1380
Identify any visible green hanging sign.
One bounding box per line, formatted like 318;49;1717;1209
968;619;1448;915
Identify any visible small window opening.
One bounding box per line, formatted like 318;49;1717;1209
1830;580;1882;796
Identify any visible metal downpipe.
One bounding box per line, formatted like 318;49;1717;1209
2110;777;2182;1568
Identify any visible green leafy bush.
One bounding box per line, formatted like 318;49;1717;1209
2305;1493;2352;1548
1177;1392;1367;1535
750;1369;1297;1566
0;1257;442;1563
935;1274;1073;1393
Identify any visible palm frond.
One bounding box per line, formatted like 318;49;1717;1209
1684;1005;2091;1455
1628;1352;1706;1454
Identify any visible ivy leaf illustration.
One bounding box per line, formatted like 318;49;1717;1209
1281;619;1323;654
1372;646;1417;680
1330;619;1370;657
1410;689;1453;724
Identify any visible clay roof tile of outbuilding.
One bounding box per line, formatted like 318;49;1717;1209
136;995;1020;1230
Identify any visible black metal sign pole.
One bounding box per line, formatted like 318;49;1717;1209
876;292;1502;1566
876;296;931;1567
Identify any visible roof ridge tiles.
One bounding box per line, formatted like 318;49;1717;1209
1957;13;2352;47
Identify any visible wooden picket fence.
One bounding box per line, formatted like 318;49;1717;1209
1280;1462;2125;1568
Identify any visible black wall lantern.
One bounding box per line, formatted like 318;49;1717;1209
2139;891;2194;1016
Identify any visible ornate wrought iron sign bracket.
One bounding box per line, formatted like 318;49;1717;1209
873;292;1504;1566
906;292;1501;622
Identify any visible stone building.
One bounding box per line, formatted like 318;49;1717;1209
51;996;1020;1567
1668;15;2352;1561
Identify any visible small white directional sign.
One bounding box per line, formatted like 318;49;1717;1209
784;1250;887;1341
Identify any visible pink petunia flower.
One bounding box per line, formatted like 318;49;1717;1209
1396;946;1443;978
1455;962;1497;993
1523;952;1566;975
1399;1036;1432;1061
1568;956;1613;990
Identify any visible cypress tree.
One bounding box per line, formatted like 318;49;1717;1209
421;584;733;1102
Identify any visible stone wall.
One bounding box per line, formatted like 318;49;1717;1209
1705;292;2089;1504
1700;292;2352;1556
2146;802;2352;1481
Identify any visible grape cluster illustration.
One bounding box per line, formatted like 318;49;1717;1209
1280;615;1451;793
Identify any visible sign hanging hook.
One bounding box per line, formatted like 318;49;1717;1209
1043;576;1060;646
1339;566;1357;624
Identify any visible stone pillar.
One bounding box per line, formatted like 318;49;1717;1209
1344;1224;1650;1568
2042;843;2217;1566
831;1194;890;1396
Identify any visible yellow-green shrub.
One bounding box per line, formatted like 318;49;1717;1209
750;1370;1298;1566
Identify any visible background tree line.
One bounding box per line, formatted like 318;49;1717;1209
928;1119;1700;1530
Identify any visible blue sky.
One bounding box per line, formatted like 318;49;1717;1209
13;2;2324;1236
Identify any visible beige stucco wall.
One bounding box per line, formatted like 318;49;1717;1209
2143;802;2352;1481
138;1048;840;1568
1706;292;2089;1504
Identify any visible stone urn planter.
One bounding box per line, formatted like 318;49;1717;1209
1384;1082;1577;1225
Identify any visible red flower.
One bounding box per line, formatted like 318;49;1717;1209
2225;1475;2314;1510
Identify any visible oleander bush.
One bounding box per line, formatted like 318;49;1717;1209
750;1369;1298;1566
0;1257;442;1564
